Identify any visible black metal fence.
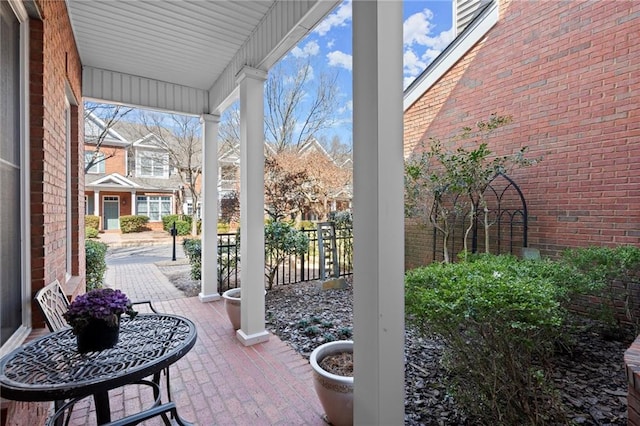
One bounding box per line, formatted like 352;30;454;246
432;173;528;263
216;226;353;292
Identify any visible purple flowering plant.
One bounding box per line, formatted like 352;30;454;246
63;288;137;334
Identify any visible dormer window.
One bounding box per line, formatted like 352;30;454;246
136;150;168;178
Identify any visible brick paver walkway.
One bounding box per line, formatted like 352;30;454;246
68;259;325;425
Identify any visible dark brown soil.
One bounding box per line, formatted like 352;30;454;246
159;265;630;426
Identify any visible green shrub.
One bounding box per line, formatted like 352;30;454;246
560;245;640;337
264;220;309;290
119;215;149;233
162;214;191;232
182;237;239;286
85;215;100;230
405;255;567;424
85;227;99;239
173;220;191;236
183;239;202;280
85;240;108;290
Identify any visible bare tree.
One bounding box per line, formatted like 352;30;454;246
84;102;133;173
137;112;202;235
264;59;339;153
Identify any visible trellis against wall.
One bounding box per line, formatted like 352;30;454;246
432;173;528;262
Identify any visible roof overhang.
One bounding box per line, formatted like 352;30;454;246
67;0;340;115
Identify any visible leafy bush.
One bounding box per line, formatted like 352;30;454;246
85;240;108;290
162;214;191;232
85;215;100;230
405;255;568;424
560;245;640;337
264;220;309;289
85;227;99;239
119;215;149;233
173;220;191;236
182;237;239;286
183;239;202;280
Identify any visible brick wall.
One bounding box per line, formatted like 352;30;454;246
404;0;640;268
30;0;84;319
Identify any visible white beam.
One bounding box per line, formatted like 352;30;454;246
236;66;269;346
352;1;405;424
199;114;221;303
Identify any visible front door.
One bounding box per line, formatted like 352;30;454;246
103;197;120;230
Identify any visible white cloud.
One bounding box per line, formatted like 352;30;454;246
314;0;352;36
338;100;353;114
327;51;352;71
291;40;320;58
403;8;435;46
403;49;427;77
402;9;455;85
327;39;335;49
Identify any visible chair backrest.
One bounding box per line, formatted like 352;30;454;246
35;280;70;331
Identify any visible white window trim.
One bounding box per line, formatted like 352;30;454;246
85;150;105;174
136;195;172;222
135;149;169;178
65;96;72;281
1;0;31;356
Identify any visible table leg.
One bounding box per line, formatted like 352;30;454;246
93;391;111;424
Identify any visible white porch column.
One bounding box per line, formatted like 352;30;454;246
199;113;221;302
352;1;404;425
131;191;136;214
236;66;269;346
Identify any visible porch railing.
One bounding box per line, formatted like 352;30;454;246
217;226;353;292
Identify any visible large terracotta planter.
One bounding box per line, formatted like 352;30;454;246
222;288;242;330
310;340;354;426
222;288;267;330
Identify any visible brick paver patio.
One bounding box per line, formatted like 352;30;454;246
66;256;326;425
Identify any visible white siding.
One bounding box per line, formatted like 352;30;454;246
83;67;209;115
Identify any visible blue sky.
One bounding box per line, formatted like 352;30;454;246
277;0;454;145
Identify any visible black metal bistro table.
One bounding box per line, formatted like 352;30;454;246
0;313;197;425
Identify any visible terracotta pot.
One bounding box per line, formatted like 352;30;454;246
222;288;242;330
221;288;267;330
76;316;120;353
310;340;354;426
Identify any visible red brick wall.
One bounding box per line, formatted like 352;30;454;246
404;0;640;268
30;0;84;321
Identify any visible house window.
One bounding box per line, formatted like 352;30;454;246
0;0;26;348
85;150;105;173
137;151;168;178
136;196;171;221
85;195;95;215
65;98;72;279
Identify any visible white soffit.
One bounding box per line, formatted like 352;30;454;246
67;0;339;115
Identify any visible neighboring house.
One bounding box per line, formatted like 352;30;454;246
218;137;353;221
84;113;192;231
403;0;639;267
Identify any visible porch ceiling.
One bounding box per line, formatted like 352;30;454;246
65;0;339;114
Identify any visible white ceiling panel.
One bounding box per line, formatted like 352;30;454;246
67;0;275;91
66;0;339;113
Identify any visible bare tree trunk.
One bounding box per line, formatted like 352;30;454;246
463;203;475;259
